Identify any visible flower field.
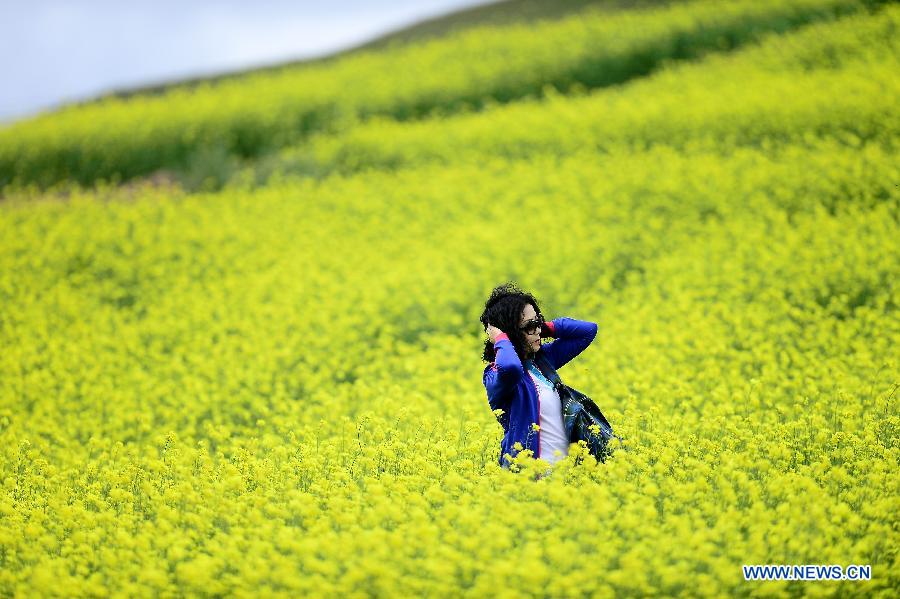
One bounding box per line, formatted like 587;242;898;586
0;0;872;189
0;0;898;596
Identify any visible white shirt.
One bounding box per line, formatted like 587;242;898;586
526;360;569;466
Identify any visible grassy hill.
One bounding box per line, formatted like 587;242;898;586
0;0;897;596
0;0;872;192
78;0;674;104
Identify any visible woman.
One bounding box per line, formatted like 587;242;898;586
480;282;598;470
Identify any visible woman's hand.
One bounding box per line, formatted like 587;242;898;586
485;324;504;343
540;320;554;338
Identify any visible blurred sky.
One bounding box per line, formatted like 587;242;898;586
0;0;491;125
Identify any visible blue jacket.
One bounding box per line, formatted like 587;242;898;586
482;317;598;468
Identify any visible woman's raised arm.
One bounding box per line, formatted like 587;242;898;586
483;325;525;405
540;317;598;370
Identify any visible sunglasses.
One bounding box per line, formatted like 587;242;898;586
519;316;544;335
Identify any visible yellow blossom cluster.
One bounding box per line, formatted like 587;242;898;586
0;0;870;190
289;5;900;178
1;1;898;597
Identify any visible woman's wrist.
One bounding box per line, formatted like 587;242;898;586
542;320;556;338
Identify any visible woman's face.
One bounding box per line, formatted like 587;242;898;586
520;304;542;356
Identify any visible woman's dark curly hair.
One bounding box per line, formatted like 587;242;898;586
480;282;544;364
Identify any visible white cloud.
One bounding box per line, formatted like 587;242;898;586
0;0;489;124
